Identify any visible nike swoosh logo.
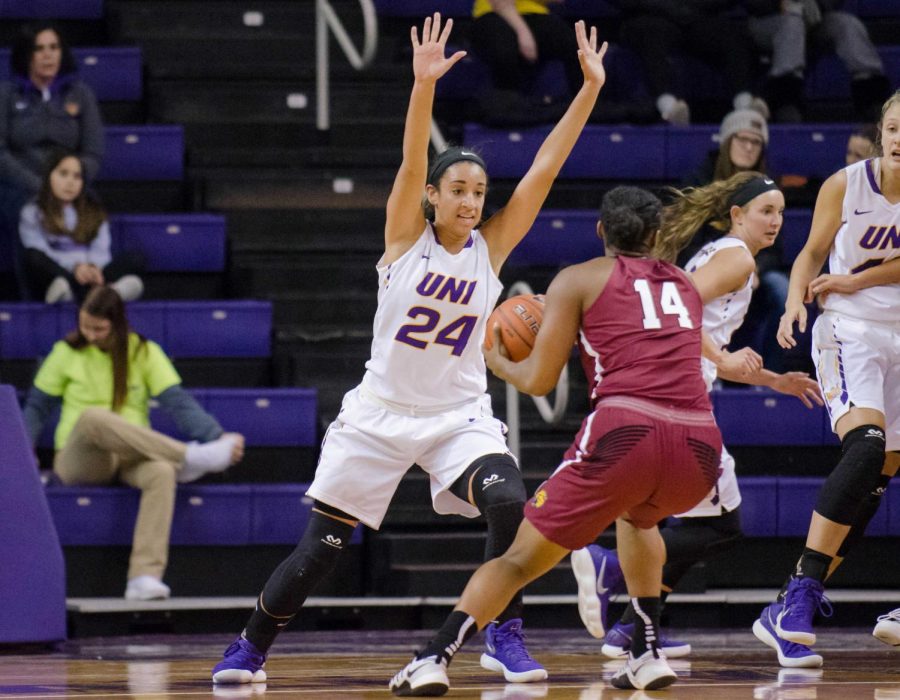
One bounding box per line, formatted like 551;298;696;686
854;208;873;215
596;558;609;595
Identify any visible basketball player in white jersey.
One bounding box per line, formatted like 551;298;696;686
211;13;611;687
754;91;900;666
571;173;821;665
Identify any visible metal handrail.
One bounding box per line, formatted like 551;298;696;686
316;0;378;131
502;281;569;459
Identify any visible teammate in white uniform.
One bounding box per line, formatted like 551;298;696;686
754;90;900;667
571;172;820;660
211;13;611;686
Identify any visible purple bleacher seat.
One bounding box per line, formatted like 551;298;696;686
0;47;141;102
205;387;318;447
170;485;252;545
856;0;900;16
768;125;855;180
250;484;363;545
822;408;842;446
2;0;102;18
889;486;900;536
712;388;826;446
737;477;778;536
373;0;472;16
0;384;66;643
776;477;820;535
666;126;718;180
46;486;139;546
780;209;813;264
124;301;167;346
110;213;226;272
508;209;602;266
164;300;272;358
464;124;668;179
98;125;184;181
0;302;62;359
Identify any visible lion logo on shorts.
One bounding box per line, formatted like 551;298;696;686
532;489;548;508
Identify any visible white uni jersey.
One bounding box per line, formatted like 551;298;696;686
362;223;503;409
684;237;753;390
826;158;900;321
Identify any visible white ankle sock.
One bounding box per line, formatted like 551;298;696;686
179;434;239;483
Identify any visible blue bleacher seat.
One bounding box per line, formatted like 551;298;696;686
165;301;271;358
768;125;856;179
0;301;272;360
251;484;363;545
110;213;226;272
205;388;318;447
47;486;140;546
736;477;778;536
0;302;62;359
666;126;718;180
780;210;813;264
509;210;602;267
776;476;889;537
170;485;253;545
712;388;826;446
99;125;185;181
0;0;102;18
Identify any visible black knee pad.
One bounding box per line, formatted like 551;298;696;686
458;453;527;510
816;425;886;525
837;473;891;557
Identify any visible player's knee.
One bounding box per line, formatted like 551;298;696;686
467;453;526;510
816;425;886;525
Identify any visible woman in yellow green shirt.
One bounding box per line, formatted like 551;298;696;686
23;285;245;601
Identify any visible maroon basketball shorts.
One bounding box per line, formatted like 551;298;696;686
524;396;723;551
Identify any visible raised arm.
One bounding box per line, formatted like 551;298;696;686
481;21;607;270
776;171;845;348
384;13;466;264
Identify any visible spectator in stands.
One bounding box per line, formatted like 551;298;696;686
211;14;609;688
22;286;245;601
845;123;878;165
608;0;769;124
20;151;144;303
0;23;104;299
469;0;582;125
571;173;822;668
0;23;104;193
745;0;891;122
390;185;730;694
753;89;900;668
681;108;790;373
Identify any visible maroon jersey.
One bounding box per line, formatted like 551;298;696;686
578;256;710;411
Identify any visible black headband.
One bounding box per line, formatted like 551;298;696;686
728;176;780;208
427;148;487;186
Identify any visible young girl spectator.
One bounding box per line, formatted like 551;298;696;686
22;286;245;600
19;151;144;303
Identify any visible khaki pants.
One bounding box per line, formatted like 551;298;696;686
54;407;188;581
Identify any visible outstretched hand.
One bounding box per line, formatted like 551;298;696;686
776;300;808;349
411;13;466;84
769;372;824;409
574;20;608;89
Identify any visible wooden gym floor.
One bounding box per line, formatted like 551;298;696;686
1;627;898;699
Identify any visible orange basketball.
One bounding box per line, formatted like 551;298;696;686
484;293;545;362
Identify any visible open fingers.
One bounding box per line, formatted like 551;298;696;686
438;16;454;46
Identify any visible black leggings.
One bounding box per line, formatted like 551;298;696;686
23;248;144;302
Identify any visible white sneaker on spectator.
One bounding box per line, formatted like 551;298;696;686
111;275;144;302
874;608;900;646
45;276;74;303
125;575;171;601
657;94;690;125
179;433;244;483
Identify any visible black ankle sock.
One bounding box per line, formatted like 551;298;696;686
777;548;833;602
630;597;661;658
418;610;478;665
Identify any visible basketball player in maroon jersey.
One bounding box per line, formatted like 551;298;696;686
390;186;744;695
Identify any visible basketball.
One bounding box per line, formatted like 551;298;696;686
484;294;545;362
